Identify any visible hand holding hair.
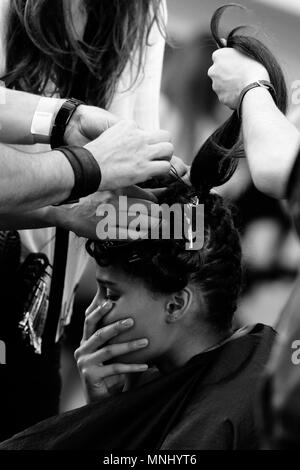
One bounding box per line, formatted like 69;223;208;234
190;3;288;196
209;47;270;110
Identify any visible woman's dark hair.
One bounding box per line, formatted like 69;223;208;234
190;3;288;193
87;181;242;332
3;0;163;107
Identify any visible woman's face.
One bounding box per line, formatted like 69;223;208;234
91;263;174;365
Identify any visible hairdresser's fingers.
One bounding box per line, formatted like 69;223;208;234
150;188;168;197
82;301;114;341
148;142;174;161
142;161;172;179
208;64;219;82
76;318;135;356
170;156;189;178
211;49;221;62
211;47;232;63
146;130;172;145
83;338;149;365
182;167;192;186
116;186;159;203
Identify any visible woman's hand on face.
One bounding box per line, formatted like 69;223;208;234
75;300;149;404
208;47;270;110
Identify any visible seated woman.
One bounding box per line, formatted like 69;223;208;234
0;175;276;450
0;4;286;451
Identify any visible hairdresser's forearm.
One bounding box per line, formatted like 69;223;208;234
0;88;64;145
0;207;57;230
0;144;74;213
242;87;300;199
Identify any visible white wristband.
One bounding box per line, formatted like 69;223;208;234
31;97;64;144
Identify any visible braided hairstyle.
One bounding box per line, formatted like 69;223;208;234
87;181;242;332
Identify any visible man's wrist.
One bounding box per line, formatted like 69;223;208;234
46;204;72;231
238;81;277;119
51;150;76;204
54;146;102;204
242;85;276;109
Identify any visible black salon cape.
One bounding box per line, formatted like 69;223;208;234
0;324;275;451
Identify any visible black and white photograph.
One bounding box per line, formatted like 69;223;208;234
0;0;300;459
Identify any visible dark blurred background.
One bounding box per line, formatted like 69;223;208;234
60;0;300;412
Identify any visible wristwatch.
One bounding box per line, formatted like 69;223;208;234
50;98;84;149
237;80;277;119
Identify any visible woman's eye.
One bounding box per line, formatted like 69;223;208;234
98;284;120;302
104;289;120;301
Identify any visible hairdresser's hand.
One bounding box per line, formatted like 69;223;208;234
75;300;149;403
139;156;190;188
84;120;174;191
52;192;113;239
208;47;270;109
64;105;120;146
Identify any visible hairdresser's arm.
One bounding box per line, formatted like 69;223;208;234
0;88;59;144
0;87;118;145
0;144;75;213
0;121;173;213
242;88;300;198
0;193;111;238
208;48;300;199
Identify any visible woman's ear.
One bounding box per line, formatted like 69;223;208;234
165;287;193;323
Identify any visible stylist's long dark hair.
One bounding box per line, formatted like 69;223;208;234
190;3;288;194
3;0;163;107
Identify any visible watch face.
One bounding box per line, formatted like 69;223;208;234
257;80;268;88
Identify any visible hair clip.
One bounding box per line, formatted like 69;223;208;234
184;196;200;250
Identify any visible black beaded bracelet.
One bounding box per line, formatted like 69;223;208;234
50;98;84;149
55;146;102;205
237;80;278;120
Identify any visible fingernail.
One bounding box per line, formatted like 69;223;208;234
121;318;134;328
88;305;101;316
138;365;149;371
135;339;149;348
102;300;112;309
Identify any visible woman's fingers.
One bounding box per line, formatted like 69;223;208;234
80;362;148;382
80;338;149;365
77;318;135;355
82;300;114;341
84;292;99;317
